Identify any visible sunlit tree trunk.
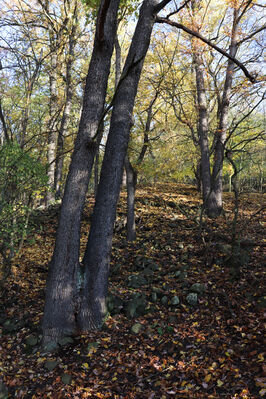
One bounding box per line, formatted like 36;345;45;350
193;50;212;212
209;7;240;216
42;0;120;348
54;3;79;199
77;0;168;332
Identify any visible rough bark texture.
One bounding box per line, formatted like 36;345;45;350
46;47;58;205
193;52;212;207
42;0;120;348
54;5;78;198
208;8;240;217
77;0;160;332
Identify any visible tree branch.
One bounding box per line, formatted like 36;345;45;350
154;0;175;13
237;24;266;45
155;17;257;83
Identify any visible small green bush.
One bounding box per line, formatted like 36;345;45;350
0;142;48;283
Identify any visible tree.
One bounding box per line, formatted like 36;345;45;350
42;0;121;347
42;0;177;348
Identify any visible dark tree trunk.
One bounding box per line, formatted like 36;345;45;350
42;0;120;348
125;155;137;241
77;0;163;332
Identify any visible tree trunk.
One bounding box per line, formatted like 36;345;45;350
46;44;58;205
77;0;162;332
193;50;213;214
209;8;240;216
42;0;120;348
125;155;137;241
54;5;78;199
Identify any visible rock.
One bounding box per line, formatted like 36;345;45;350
0;380;8;399
190;283;205;295
44;360;58;371
151;292;157;302
25;335;38;347
152;286;162;294
128;274;147;288
61;373;72;385
257;296;266;309
186;293;198;306
125;294;147;319
107;294;124;315
177;243;184;249
161;296;168;305
131;323;143;334
171;296;180;306
3;319;17;333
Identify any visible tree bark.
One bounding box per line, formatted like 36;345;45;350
54;3;78;199
208;8;240;216
77;0;163;332
46;39;58;205
42;0;120;348
193;52;212;209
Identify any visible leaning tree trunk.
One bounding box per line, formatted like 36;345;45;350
208;8;240;217
77;0;166;332
42;0;120;348
54;6;78;199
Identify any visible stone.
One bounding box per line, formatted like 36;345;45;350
125;294;147;319
151;292;157;302
128;274;147;288
161;296;168;305
171;296;180;306
44;360;58;371
186;293;198;306
131;323;143;334
0;380;8;399
25;335;38;347
61;373;72;385
190;283;205;295
106;294;124;315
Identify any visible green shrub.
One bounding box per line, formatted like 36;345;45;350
0;142;48;284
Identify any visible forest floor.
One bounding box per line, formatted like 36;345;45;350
0;183;265;399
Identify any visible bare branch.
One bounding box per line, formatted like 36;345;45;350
155;17;257;83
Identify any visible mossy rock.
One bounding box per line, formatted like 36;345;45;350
125;294;147;319
131;323;143;334
44;360;58;371
161;296;168;305
186;293;198;306
61;373;72;385
25;335;38;347
190;283;205;295
106;294;124;315
0;381;8;399
171;296;180;306
128;274;148;288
